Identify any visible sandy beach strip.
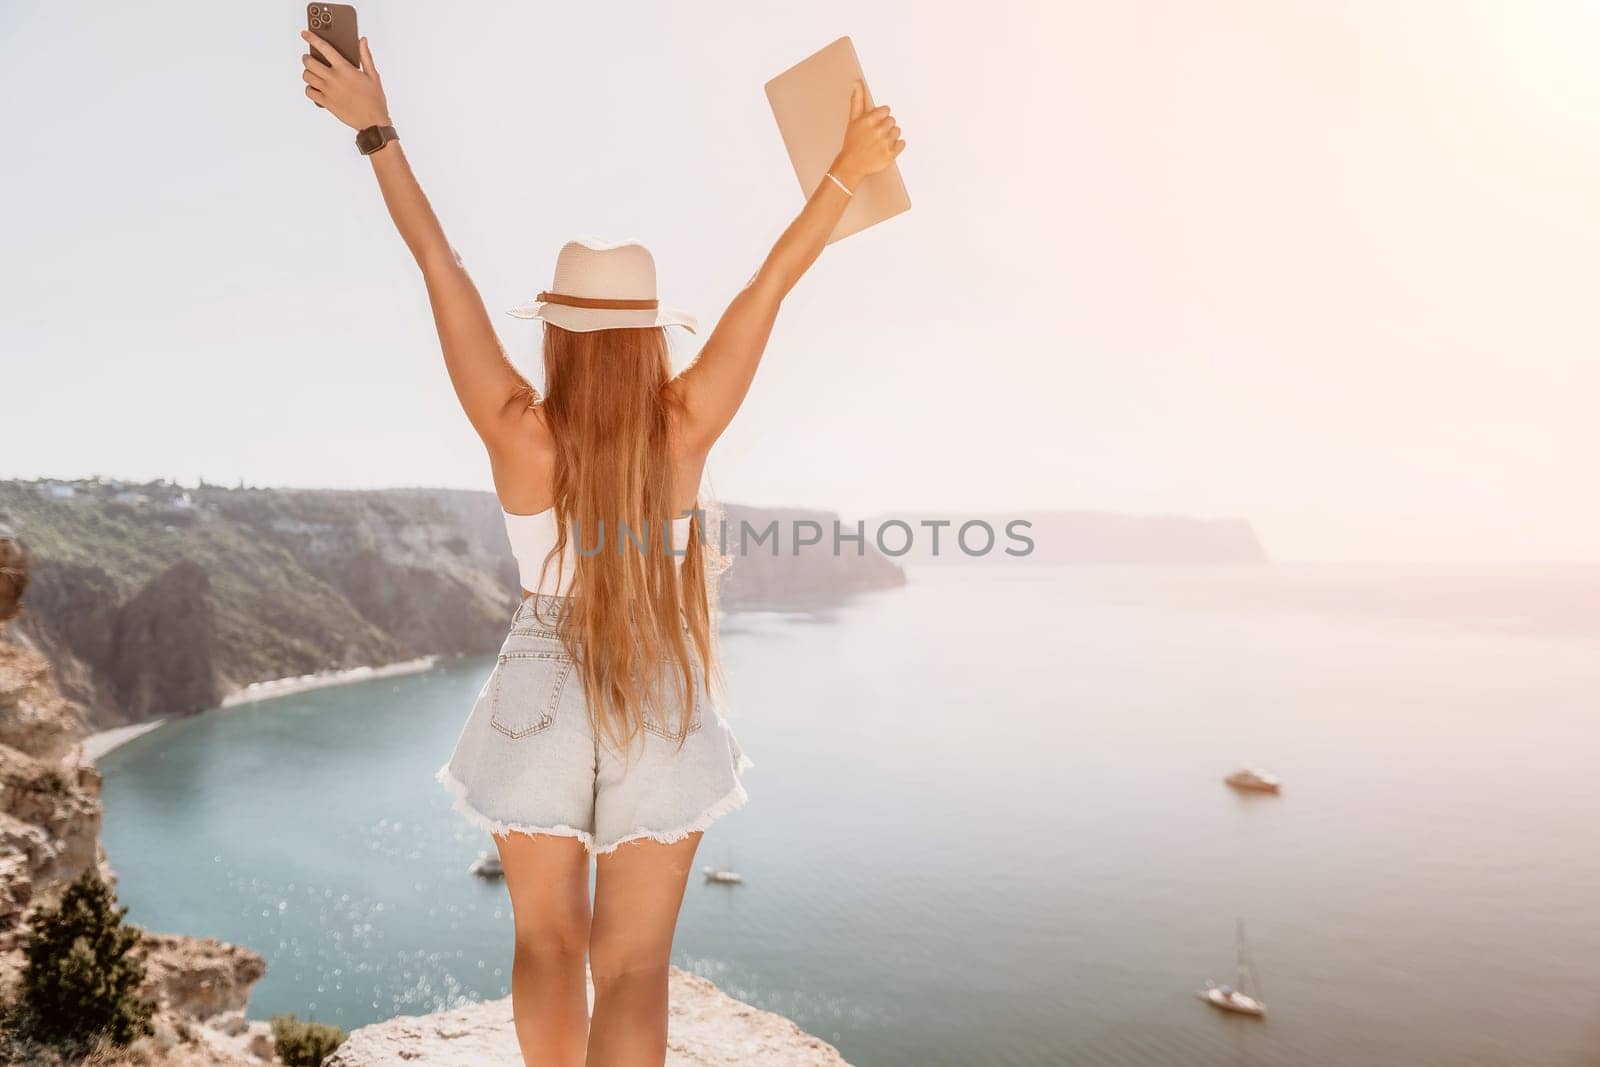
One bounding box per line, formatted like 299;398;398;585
82;720;167;761
84;655;440;761
219;655;438;708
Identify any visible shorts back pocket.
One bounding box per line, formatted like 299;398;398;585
489;650;572;740
642;659;704;742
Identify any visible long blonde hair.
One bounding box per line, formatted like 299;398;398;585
529;323;716;753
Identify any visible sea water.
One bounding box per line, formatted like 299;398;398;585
99;564;1600;1066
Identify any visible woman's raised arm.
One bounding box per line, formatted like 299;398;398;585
666;81;906;456
300;33;532;450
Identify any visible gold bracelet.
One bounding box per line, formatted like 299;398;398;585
824;171;854;197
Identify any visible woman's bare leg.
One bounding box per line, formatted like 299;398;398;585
586;833;702;1066
494;831;592;1067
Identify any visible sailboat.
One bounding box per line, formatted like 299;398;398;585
702;845;744;886
1198;919;1266;1018
468;850;503;879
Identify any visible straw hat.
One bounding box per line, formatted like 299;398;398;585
506;237;697;334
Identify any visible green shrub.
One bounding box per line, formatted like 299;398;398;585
20;871;153;1048
271;1013;347;1066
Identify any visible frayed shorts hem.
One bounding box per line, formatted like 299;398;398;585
434;763;748;856
588;778;749;856
435;764;597;849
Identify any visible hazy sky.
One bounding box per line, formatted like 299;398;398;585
2;2;1596;562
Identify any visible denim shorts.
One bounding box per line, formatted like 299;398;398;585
436;594;751;854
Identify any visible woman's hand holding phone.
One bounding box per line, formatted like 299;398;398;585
300;32;390;132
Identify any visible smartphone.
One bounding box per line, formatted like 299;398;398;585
306;3;359;68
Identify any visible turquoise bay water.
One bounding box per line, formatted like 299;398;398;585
100;566;1600;1066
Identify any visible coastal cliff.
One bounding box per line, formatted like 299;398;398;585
0;480;908;730
325;968;849;1067
0;528;273;1065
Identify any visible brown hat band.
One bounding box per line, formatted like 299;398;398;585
536;291;659;310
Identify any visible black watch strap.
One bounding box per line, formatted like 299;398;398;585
356;124;398;156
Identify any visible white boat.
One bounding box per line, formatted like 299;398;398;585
1199;981;1265;1017
702;867;744;885
469;851;503;879
1224;767;1281;794
1199;920;1266;1018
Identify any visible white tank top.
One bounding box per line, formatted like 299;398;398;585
503;507;694;597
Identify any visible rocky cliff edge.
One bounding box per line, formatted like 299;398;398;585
325;967;850;1067
1;528;273;1065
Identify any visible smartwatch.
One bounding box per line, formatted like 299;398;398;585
356;124;399;156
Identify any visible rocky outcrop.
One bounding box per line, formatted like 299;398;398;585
0;647;106;950
0;525;27;624
136;933;269;1023
0;532;272;1065
111;558;222;722
0;631;86;766
0;750;105;921
325;967;850;1066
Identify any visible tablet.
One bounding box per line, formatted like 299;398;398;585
764;37;911;244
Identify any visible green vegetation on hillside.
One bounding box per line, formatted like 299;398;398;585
271;1014;347;1066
